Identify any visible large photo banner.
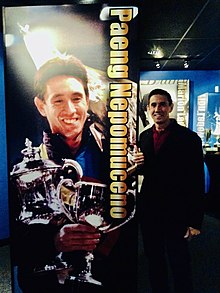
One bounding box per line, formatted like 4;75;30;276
3;4;139;293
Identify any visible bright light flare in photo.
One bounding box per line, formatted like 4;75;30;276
18;23;62;69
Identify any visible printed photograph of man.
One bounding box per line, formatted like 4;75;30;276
4;4;139;293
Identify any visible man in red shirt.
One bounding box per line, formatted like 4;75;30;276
134;88;204;293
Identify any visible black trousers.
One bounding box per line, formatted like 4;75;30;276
140;215;194;293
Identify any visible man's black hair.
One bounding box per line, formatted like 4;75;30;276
147;88;173;106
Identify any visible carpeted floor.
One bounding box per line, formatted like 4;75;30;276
138;214;220;293
0;244;12;293
1;214;220;293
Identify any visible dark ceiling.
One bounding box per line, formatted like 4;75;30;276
1;0;220;71
138;0;220;71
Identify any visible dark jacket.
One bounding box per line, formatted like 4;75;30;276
42;121;108;182
138;119;205;230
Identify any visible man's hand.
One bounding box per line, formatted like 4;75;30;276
132;150;144;167
127;149;144;175
184;227;200;240
54;223;101;252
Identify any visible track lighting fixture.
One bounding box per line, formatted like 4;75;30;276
155;61;161;69
183;60;189;69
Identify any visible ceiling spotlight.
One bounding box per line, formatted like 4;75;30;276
148;45;164;58
183;60;189;69
155;61;161;69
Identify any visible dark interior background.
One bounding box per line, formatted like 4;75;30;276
2;0;220;70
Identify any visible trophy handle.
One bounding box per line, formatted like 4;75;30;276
62;159;83;180
57;178;79;223
56;159;84;222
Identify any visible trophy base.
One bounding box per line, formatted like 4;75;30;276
69;273;102;286
34;261;70;274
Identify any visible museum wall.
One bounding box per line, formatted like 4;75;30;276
0;31;9;240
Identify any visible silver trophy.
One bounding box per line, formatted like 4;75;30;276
10;139;83;277
57;178;136;286
10;138;64;224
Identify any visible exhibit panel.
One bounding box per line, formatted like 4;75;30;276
196;91;220;217
197;91;220;149
3;4;139;293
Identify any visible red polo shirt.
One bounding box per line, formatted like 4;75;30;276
153;122;172;153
